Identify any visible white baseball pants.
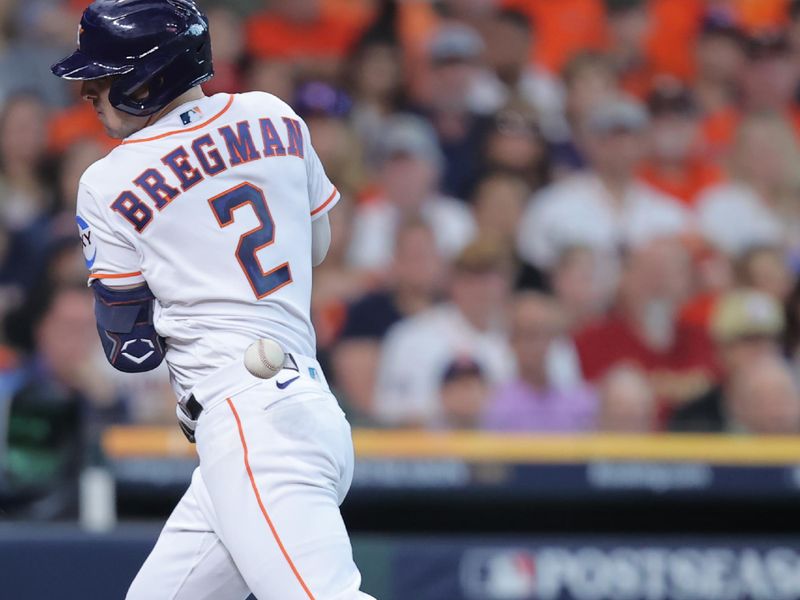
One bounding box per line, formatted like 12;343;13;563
126;367;374;600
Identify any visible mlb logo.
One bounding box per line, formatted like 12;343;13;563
460;549;537;600
308;367;318;381
180;106;203;125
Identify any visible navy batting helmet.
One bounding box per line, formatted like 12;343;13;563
51;0;214;117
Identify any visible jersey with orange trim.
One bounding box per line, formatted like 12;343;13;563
77;92;340;398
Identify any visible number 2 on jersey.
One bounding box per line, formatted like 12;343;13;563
209;182;292;299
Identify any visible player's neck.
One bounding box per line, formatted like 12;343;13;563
143;87;207;130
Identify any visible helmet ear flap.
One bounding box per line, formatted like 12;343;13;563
109;51;177;116
108;33;213;117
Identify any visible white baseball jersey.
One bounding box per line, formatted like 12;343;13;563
77;92;339;398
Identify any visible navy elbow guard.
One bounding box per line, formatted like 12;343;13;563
92;281;166;373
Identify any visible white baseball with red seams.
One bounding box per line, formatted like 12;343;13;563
244;338;286;379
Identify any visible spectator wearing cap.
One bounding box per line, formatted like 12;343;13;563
517;95;690;274
293;81;365;198
346;114;476;273
697;112;800;258
669;288;788;432
332;220;444;426
678;243;793;347
481;292;597;433
440;357;490;430
426;22;486;111
419;23;494;199
575;238;718;418
373;238;516;427
638;78;723;207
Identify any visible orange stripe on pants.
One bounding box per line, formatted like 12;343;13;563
226;398;316;600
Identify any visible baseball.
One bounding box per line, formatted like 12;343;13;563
243;338;286;379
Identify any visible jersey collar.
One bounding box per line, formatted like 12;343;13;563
121;93;233;145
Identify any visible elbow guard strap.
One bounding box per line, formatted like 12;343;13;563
92;281;166;373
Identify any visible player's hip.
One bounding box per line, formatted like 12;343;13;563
196;384;354;504
185;351;329;411
158;316;317;397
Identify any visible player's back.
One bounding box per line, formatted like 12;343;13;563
78;92;339;396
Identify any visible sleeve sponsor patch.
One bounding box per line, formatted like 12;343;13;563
76;215;97;269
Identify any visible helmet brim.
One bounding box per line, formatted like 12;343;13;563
51;50;134;81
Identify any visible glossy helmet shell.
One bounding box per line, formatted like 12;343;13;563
51;0;214;116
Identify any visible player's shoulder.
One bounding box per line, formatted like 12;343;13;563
232;91;302;122
78;152;119;198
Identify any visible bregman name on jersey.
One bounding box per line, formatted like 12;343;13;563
113;113;306;233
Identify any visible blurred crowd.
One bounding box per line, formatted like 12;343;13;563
2;0;800;504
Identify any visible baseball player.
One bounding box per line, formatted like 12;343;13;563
51;1;374;599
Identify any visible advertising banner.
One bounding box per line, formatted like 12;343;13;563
393;538;800;600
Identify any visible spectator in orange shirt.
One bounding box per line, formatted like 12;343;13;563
644;0;704;82
639;78;723;207
735;0;790;32
503;0;606;73
245;0;368;79
638;0;788;85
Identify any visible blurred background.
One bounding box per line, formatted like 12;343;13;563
2;0;800;598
